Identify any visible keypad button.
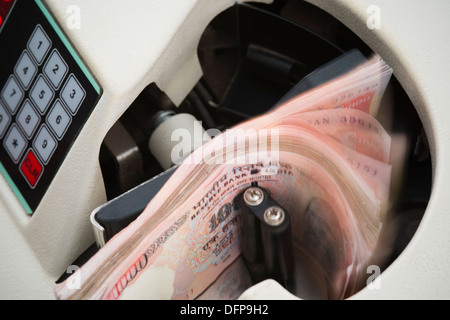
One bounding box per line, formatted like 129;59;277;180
61;74;85;114
4;124;27;163
27;25;52;65
46;100;71;139
14;50;38;90
33;125;57;164
30;75;54;114
43;49;68;89
0;102;11;139
17;100;41;139
1;75;24;114
20;149;43;188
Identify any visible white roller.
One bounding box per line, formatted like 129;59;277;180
149;113;207;170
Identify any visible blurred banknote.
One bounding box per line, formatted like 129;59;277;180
55;57;393;300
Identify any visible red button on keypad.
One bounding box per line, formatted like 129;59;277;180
20;149;43;188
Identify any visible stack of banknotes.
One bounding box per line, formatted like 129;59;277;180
55;56;393;300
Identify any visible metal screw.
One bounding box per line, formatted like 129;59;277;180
264;206;285;226
243;187;264;206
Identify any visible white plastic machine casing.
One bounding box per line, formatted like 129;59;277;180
0;0;449;299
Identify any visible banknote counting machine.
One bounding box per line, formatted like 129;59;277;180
0;0;448;299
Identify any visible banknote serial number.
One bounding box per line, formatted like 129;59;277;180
180;304;268;317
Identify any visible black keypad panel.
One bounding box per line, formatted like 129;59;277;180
0;0;101;214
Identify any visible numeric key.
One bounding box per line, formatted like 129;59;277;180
17;100;40;138
0;102;11;139
33;125;57;164
30;75;54;114
61;74;85;114
14;50;38;90
27;25;52;65
1;75;24;114
46;100;71;139
43;49;68;89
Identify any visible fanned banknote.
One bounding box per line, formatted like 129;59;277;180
55;56;393;300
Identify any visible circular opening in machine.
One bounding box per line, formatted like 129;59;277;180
191;0;432;299
96;0;433;300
